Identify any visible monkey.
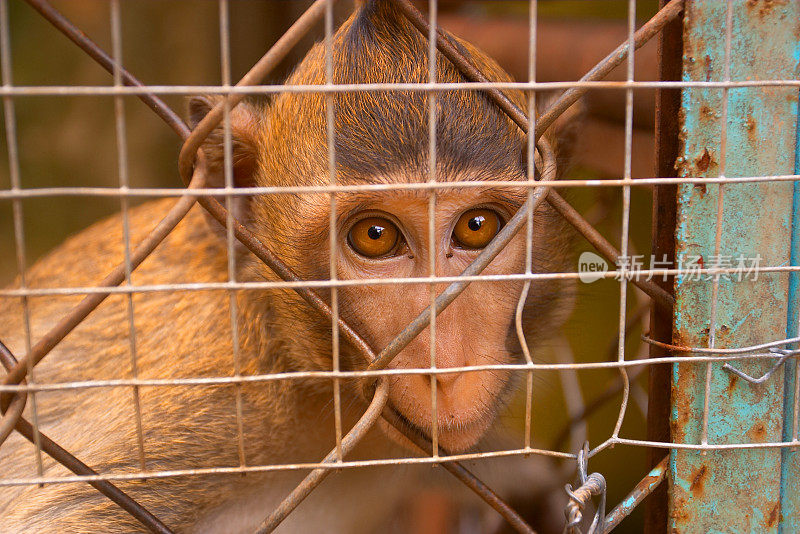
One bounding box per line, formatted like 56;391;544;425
0;1;578;532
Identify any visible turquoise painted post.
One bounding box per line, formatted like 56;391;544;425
671;1;800;532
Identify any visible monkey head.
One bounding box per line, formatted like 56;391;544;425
189;0;575;453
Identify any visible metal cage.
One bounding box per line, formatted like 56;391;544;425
0;0;798;532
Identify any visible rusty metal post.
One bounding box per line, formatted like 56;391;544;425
670;1;800;531
644;1;682;532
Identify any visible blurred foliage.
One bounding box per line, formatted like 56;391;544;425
1;2;658;532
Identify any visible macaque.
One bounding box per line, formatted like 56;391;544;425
0;1;576;532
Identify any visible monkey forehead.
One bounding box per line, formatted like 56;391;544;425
260;92;529;187
256;0;531;187
257;114;531;189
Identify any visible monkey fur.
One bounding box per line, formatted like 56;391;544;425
0;1;577;532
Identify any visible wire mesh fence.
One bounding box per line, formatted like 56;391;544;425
0;0;798;532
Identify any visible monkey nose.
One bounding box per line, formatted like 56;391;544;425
432;370;461;394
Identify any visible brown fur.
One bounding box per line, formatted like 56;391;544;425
0;1;575;531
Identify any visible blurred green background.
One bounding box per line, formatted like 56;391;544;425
1;1;664;532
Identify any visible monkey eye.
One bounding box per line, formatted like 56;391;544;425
347;217;401;258
452;208;502;250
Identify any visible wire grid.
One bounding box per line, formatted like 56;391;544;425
0;0;798;532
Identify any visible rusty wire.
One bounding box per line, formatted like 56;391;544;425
0;341;24;446
564;445;606;534
602;455;668;533
0;0;694;532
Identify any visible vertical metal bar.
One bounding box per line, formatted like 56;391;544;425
219;0;247;469
518;0;538;453
672;1;800;531
610;0;637;439
324;0;343;463
0;0;44;479
110;0;147;474
644;0;682;530
427;0;439;458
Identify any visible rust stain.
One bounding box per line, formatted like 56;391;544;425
669;418;679;437
695;149;712;174
674;405;692;429
704;54;713;82
767;502;780;527
747;0;787;18
697;324;710;346
725;372;737;396
671;495;691;527
689;465;708;497
672;332;687;347
699;104;715;120
748;421;767;442
746;115;757;143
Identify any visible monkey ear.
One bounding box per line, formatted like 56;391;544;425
187;95;259;229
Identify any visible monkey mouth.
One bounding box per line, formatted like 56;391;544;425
381;400;497;454
373;368;511;453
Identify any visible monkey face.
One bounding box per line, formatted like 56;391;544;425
330;187;537;452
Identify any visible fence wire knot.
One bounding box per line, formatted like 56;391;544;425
564;443;606;534
722;347;800;385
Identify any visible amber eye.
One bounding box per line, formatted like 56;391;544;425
452;209;501;249
348;217;400;258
